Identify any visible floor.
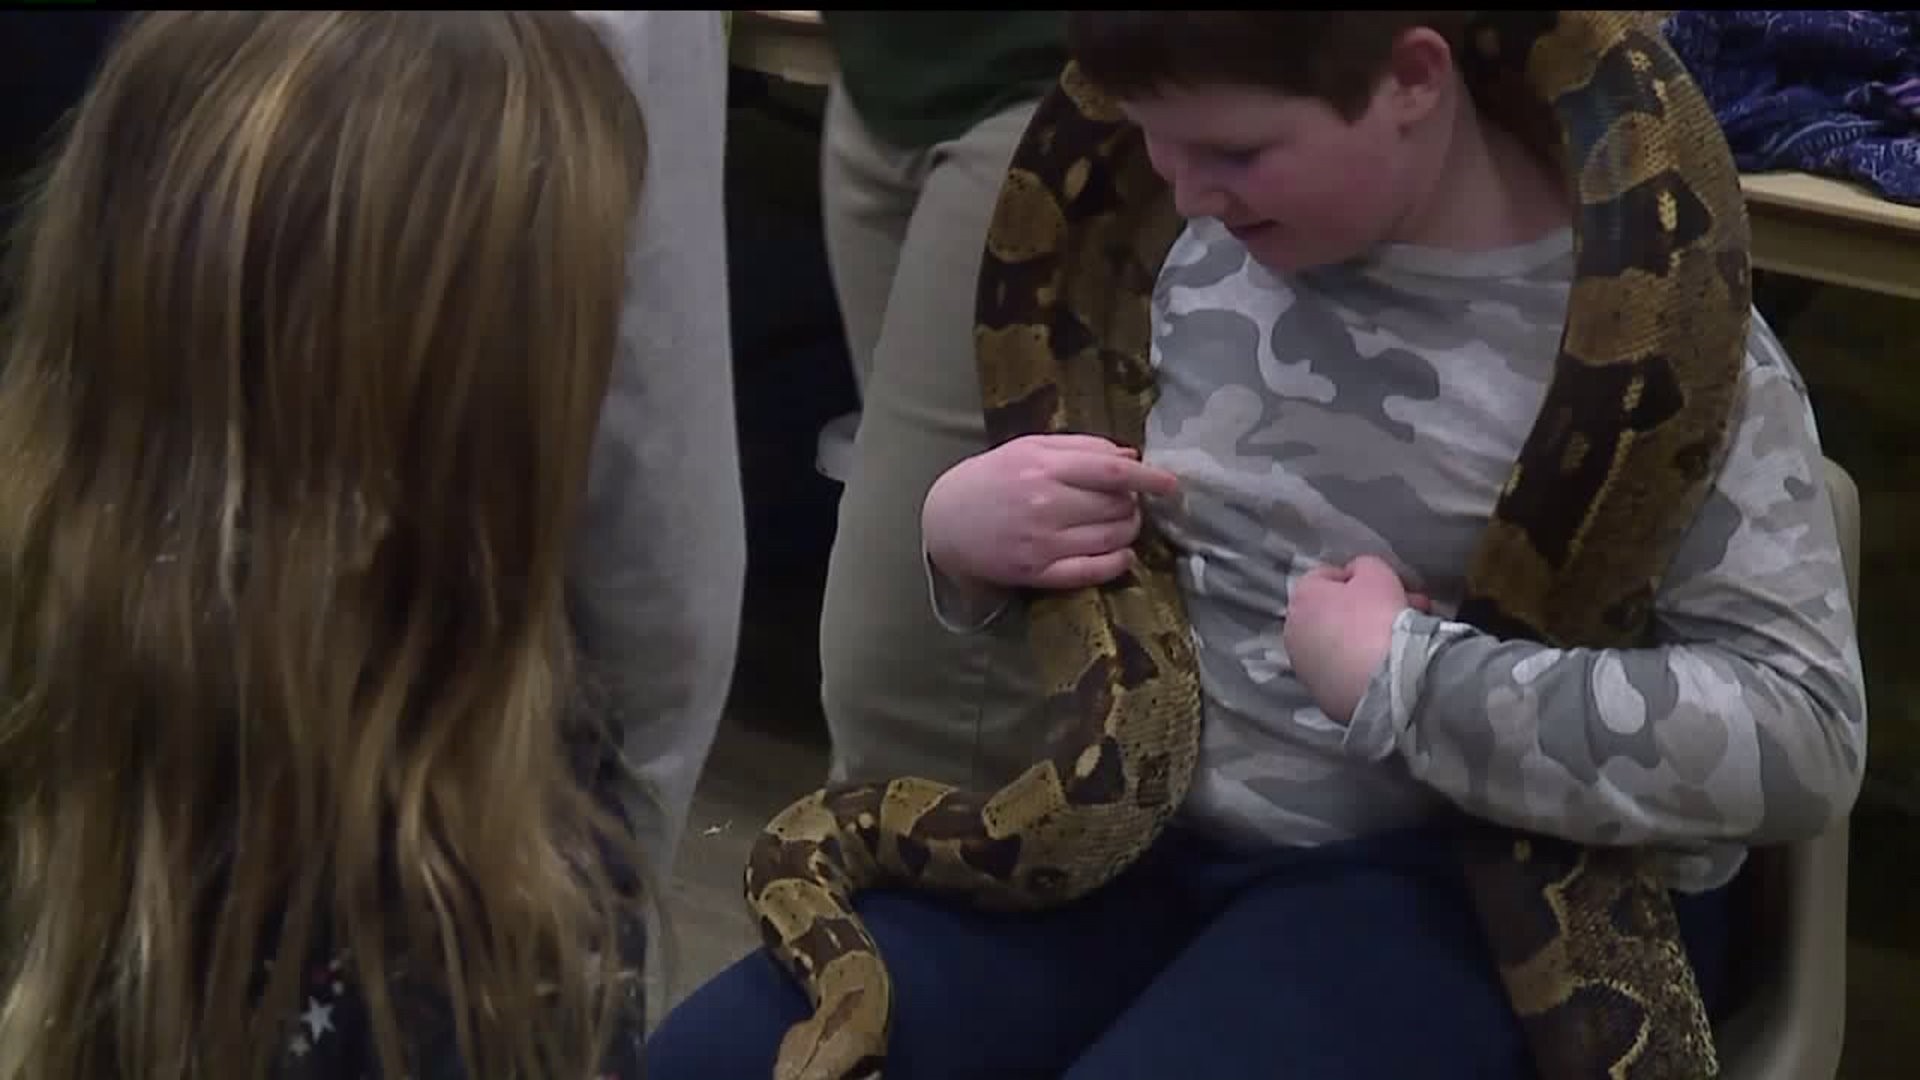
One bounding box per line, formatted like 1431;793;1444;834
651;591;1918;1076
652;702;819;1010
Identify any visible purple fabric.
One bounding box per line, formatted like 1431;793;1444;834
1664;10;1920;204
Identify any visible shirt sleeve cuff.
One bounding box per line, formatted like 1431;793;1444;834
923;547;1015;634
1343;608;1449;761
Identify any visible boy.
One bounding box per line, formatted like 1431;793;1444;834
646;13;1865;1078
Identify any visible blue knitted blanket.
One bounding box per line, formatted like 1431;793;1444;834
1665;10;1920;205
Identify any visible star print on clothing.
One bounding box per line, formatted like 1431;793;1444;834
302;998;335;1040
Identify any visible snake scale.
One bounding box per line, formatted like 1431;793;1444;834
745;12;1750;1079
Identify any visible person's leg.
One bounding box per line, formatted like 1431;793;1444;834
817;75;917;396
817;97;1052;789
1064;827;1733;1080
644;840;1203;1079
570;7;745;882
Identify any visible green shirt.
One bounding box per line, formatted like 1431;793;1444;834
821;11;1067;150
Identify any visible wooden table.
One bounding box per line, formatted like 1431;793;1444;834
1741;172;1920;302
729;10;1920;301
729;10;833;87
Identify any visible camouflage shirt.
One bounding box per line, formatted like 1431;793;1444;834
1139;219;1867;891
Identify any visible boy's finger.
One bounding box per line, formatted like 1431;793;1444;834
1301;562;1353;583
1051;451;1180;497
1048;514;1141;561
1037;487;1136;529
1347;554;1400;583
1033;550;1134;590
1028;433;1135;457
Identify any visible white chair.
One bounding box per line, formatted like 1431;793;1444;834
1718;455;1859;1080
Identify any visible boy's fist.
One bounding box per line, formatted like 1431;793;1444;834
1285;555;1432;725
923;433;1180;592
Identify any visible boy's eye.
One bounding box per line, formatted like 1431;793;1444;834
1210;146;1263;167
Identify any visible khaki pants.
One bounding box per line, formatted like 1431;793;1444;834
816;78;1052;788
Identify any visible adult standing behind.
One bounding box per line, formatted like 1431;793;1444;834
815;11;1068;788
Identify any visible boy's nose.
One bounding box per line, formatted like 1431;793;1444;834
1145;137;1227;221
1171;176;1227;221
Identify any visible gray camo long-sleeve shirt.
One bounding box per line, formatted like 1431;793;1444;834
937;218;1867;894
1147;220;1866;892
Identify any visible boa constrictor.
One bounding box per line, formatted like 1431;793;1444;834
746;11;1750;1079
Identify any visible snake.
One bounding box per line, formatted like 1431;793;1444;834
745;11;1750;1079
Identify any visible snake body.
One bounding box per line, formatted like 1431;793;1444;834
746;12;1751;1079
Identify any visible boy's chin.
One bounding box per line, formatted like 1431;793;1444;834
1243;242;1342;278
1235;228;1370;278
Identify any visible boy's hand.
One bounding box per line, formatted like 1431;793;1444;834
1285;556;1433;726
923;434;1181;592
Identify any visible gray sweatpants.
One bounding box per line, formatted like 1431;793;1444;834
815;77;1054;789
572;11;745;878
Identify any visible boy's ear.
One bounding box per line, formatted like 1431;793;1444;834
1379;26;1455;126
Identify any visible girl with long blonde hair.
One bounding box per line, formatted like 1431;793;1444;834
0;11;658;1077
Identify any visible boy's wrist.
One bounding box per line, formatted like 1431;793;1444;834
1341;607;1442;762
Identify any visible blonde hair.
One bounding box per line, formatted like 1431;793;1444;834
0;11;652;1078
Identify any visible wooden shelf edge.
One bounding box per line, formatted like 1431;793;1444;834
1742;172;1920;237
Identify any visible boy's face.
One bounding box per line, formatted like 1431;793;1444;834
1120;78;1431;276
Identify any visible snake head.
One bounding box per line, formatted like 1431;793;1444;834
772;1012;886;1080
772;965;892;1080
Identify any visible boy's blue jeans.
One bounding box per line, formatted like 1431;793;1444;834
645;823;1731;1078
